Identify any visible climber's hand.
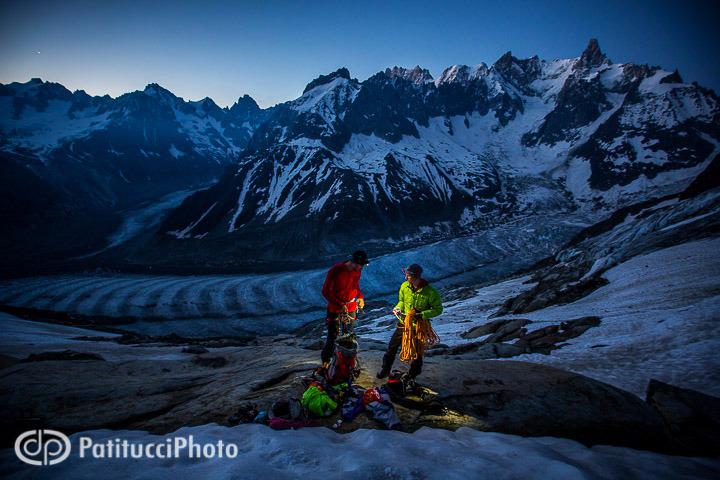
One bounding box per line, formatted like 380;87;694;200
358;298;365;310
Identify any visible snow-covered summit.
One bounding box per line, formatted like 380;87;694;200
435;63;488;85
291;75;359;118
302;67;354;94
0;78;268;273
2;39;719;272
152;39;720;270
142;83;179;104
573;37;611;70
384;65;434;84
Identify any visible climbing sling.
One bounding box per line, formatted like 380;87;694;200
398;308;440;363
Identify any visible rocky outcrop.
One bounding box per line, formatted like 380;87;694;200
646;379;720;456
302;67;354;94
494;256;609;315
192;356;228;368
426;360;669;452
515;316;601;353
431;316;600;358
461;318;531;340
22;350;105;362
495;186;720;316
0;317;717;454
574;38;609;70
182;345;209;354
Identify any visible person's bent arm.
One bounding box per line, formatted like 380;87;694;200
393;286;404;315
421;289;443;319
322;267;344;307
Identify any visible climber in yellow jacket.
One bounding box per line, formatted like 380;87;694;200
377;263;443;379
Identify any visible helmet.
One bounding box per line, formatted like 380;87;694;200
351;250;369;265
403;264;423;277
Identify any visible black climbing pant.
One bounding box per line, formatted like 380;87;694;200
381;325;423;378
321;310;356;364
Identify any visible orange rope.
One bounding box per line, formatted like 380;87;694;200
416;316;440;348
399;308;440;363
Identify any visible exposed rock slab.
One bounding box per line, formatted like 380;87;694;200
0;340;677;454
22;349;105;362
434;316;601;358
646;379;720;456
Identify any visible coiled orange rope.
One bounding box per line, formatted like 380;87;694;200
399;308;440;363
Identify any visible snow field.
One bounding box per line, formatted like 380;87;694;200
1;424;717;479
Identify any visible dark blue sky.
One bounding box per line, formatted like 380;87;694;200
1;0;717;107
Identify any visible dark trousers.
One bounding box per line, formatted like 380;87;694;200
382;326;423;378
321;310;356;364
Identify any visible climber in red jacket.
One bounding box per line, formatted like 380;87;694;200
320;250;368;366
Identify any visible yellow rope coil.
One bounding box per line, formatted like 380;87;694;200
399;308;440;363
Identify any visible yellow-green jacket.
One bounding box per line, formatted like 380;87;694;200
394;280;443;322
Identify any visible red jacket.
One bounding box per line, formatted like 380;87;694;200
322;262;364;313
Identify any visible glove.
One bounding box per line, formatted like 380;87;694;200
358;298;365;309
392;307;401;316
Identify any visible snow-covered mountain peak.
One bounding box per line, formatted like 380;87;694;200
436;65;469;85
228;95;262;123
231;94;260;112
142;83;179;104
435;65;470;86
4;43;720;272
489;52;544;97
188;96;222;117
2;78;75;101
290;74;360;124
302;68;353;94
573;38;610;70
384;65;434;85
435;63;489;86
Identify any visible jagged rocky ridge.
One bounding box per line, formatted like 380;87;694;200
152;39;719;269
0;80;266;273
2;39;718;273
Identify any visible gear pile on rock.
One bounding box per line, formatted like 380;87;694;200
236;334;439;431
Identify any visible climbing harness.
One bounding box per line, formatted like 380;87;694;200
338;296;361;336
338;310;355;336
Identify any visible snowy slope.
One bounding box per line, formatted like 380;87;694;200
503;237;720;397
0;80;263;164
416;238;719;398
355;183;720;397
1;424;717;479
0;79;268;272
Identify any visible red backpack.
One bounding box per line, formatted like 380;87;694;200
326;336;359;385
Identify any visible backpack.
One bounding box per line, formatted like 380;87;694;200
385;370;445;414
326;335;359;385
386;370;415;398
268;398;306;421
